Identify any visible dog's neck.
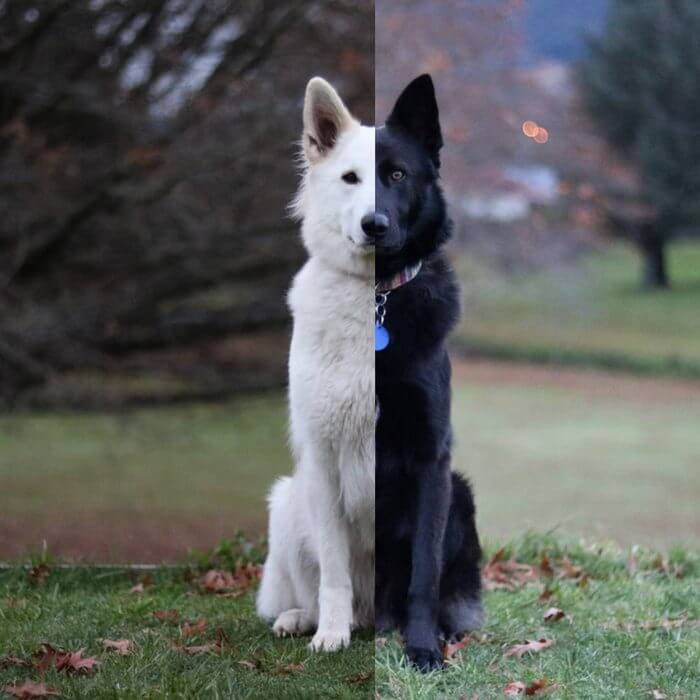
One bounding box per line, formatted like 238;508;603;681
376;260;422;293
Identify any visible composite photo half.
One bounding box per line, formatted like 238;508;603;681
1;1;699;698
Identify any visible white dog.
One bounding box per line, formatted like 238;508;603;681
256;78;374;652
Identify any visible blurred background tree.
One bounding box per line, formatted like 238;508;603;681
578;0;700;288
0;0;372;408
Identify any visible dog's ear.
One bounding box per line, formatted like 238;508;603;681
302;77;356;163
387;74;443;168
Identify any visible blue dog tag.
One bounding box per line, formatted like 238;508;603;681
375;324;390;351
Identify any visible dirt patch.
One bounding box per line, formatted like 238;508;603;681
0;511;267;563
453;358;700;403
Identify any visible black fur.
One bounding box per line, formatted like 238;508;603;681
375;75;482;671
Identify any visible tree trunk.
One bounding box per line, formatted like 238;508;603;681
640;238;669;289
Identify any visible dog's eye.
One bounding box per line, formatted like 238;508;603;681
342;171;360;184
390;169;406;182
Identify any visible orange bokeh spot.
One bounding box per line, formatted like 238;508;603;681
522;120;538;137
534;127;549;144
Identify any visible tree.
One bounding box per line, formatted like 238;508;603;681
578;0;700;288
0;0;372;406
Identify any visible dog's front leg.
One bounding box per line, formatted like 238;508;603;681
307;452;353;652
405;460;451;670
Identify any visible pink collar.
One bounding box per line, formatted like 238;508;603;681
375;261;422;293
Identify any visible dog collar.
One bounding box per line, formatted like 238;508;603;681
375;261;422;293
375;261;422;352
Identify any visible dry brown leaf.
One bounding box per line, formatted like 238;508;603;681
180;644;219;655
0;655;31;669
181;619;208;637
539;555;554;578
198;564;262;595
33;644;61;673
525;679;559;695
560;558;584;580
54;650;99;675
2;680;60;698
28;565;50;585
504;638;555;659
129;583;145;594
483;549;539;591
238;659;260;670
543;607;565;623
538;588;555;604
274;662;305;674
153;609;180;622
443;635;471;662
100;639;133;656
504;681;526;696
347;671;373;684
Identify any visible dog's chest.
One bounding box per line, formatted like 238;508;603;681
288;261;374;444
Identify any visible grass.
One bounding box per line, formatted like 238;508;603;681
455;242;700;376
0;395;290;524
376;534;700;700
452;370;700;549
3;365;698;558
0;559;373;699
1;535;697;699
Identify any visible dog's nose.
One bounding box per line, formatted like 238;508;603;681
361;213;389;239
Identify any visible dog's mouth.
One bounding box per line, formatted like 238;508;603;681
350;236;376;252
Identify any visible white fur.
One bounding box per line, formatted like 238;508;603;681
256;78;375;652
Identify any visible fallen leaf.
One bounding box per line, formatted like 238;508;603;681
153;609;180;622
538;588;555;604
54;650;99;674
238;659;260;670
543;607;565;623
560;558;584;580
28;565;50;584
347;671;373;684
129;583;145;594
650;691;667;699
100;639;133;656
444;635;471;662
274;662;305;674
2;680;60;698
539;555;554;578
504;681;526;696
650;555;683;578
181;619;208;637
0;655;31;669
181;643;221;655
504;638;555;659
525;679;559;695
483;549;539;591
609;616;699;633
198;570;237;593
33;644;61;673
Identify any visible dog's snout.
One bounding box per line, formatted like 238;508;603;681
361;213;389;239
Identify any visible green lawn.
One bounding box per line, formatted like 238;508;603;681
453;367;700;549
0;559;373;699
2;363;699;560
1;535;697;699
0;395;289;520
455;243;700;376
376;534;700;699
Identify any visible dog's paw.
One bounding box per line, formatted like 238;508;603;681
405;644;444;672
308;626;350;652
272;609;314;637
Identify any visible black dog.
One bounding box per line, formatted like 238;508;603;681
373;75;483;671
